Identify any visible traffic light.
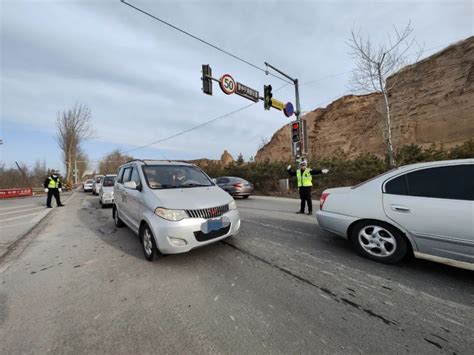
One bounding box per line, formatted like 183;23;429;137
264;85;272;110
202;64;212;95
291;121;301;143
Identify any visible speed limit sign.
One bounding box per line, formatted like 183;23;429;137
219;74;236;95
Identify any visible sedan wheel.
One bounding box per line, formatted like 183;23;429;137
351;221;408;264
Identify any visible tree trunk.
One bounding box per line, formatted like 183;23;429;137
378;64;396;168
382;89;396;168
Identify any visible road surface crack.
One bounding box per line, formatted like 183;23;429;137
222;240;399;327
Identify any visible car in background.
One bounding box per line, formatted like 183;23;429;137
215;176;254;199
316;159;473;270
99;174;117;208
83;179;94;192
113;160;240;261
92;175;104;195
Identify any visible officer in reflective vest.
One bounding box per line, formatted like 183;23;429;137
43;170;65;208
287;161;329;215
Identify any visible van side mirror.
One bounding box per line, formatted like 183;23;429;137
212;178;217;184
124;181;138;190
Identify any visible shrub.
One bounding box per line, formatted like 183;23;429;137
196;141;473;197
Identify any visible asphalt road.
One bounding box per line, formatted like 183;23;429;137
0;192;73;258
0;192;472;354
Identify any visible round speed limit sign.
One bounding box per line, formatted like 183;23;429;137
219;74;236;95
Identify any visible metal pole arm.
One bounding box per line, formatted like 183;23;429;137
264;62;297;83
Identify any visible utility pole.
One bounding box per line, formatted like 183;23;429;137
264;62;304;160
15;161;29;185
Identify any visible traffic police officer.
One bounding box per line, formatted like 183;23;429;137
44;170;65;208
287;161;329;215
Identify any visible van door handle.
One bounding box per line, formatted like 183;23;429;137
391;204;410;212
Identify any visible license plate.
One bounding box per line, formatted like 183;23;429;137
206;218;223;232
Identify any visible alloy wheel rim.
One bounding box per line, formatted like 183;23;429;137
358;225;397;258
143;229;153;256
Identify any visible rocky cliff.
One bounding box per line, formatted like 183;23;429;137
256;36;474;161
188;150;234;167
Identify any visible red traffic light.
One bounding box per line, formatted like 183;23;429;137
292;122;299;130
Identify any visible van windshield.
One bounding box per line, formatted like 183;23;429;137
142;165;212;189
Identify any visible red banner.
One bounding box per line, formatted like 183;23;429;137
0;188;33;199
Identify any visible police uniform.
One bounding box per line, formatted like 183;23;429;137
287;163;325;215
43;173;64;208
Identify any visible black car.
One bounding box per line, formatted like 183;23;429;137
215;176;254;198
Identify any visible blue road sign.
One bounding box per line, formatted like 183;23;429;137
284;102;294;117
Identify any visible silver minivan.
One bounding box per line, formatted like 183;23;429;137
113;160;241;261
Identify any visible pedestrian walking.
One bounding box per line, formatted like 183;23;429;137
44;170;65;208
287;161;329;215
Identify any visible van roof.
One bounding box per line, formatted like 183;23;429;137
122;159;195;167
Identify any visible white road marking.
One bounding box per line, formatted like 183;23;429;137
1;220;36;229
0;206;45;216
0;203;39;211
0;211;44;223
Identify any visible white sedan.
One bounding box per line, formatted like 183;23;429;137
316;159;473;270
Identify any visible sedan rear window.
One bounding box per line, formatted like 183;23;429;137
385;164;473;201
102;177;116;187
142;165;213;189
406;165;473;201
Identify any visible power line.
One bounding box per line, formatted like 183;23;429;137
120;0;292;85
300;71;352;87
123;82;290;154
123;103;256;154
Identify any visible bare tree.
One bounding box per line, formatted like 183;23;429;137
98;149;133;175
348;21;422;167
56;103;93;182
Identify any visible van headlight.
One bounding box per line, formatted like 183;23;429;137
154;207;187;221
228;200;237;210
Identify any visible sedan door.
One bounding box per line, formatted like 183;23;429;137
217;178;231;193
382;164;474;263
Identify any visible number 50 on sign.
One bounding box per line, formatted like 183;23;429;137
219;74;236;95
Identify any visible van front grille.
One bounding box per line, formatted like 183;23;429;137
194;225;231;242
185;204;229;219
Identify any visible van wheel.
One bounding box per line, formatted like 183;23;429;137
351;221;407;264
140;224;160;262
113;206;124;228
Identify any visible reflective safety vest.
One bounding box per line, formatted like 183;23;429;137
296;168;313;187
48;177;60;189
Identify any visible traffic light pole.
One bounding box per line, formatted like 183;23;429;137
264;62;303;161
264;62;301;121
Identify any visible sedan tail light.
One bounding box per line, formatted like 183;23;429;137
320;193;330;210
233;183;243;188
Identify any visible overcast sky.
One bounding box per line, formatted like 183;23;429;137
1;0;472;173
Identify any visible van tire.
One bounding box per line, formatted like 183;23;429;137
140;224;160;262
113;206;125;228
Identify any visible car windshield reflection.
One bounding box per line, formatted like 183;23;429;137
143;165;212;189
